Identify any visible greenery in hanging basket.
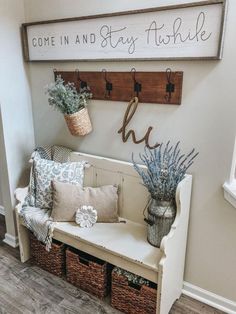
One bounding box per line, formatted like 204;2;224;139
46;75;92;115
132;141;198;202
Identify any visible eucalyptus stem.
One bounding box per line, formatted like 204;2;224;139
46;75;92;115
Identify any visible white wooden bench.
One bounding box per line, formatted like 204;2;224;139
15;152;192;314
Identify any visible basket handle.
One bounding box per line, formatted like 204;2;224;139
128;281;141;291
143;197;154;226
79;256;89;266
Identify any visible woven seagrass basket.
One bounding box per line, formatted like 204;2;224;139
111;269;157;314
66;247;111;299
64;107;92;136
30;233;65;277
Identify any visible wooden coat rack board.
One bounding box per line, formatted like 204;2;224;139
54;69;183;105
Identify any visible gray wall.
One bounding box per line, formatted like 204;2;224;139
25;0;236;302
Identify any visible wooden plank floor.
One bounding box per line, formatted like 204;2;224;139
0;215;225;314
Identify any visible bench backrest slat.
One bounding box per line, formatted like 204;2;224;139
70;152;148;225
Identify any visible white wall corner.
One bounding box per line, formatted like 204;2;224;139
183;282;236;314
3;233;19;248
0;206;5;215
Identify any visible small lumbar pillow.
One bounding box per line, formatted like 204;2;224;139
75;205;98;228
51;181;119;222
33;159;86;209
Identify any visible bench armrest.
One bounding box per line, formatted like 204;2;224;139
157;174;192;314
15;187;28;214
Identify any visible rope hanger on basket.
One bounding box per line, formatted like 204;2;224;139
131;68;142;98
118;97;159;149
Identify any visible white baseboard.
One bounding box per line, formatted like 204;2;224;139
3;233;19;248
0;206;5;215
183;281;236;314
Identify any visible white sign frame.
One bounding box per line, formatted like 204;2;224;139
22;0;227;62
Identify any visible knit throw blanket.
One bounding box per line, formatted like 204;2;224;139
21;206;54;251
20;145;72;251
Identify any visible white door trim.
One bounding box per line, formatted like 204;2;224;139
0;205;5;216
3;233;19;248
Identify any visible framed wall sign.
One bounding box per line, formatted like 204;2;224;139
22;0;227;62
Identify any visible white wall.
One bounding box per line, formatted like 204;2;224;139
24;0;236;303
0;0;35;240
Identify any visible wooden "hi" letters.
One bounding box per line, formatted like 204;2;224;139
118;97;159;149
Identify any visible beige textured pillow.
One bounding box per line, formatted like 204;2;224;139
51;181;119;222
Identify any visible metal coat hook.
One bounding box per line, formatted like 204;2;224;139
102;69;113;98
76;69;87;89
53;68;58;80
165;68;175;102
131;68;142;97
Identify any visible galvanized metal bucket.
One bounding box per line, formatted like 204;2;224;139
145;199;176;248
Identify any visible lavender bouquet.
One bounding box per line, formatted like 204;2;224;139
132;141;198;202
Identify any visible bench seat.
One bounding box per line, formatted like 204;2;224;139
53;219;161;283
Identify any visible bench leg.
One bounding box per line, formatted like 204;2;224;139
16;210;30;262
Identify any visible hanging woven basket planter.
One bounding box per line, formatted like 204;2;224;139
46;75;93;137
64;107;92;136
